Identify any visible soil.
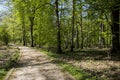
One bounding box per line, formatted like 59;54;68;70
9;46;74;80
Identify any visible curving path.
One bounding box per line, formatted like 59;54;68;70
9;46;74;80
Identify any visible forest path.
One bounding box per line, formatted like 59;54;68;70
9;46;74;80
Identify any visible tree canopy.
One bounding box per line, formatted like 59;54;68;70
0;0;119;53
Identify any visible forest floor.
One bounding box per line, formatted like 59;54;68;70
42;49;120;80
67;51;120;80
8;46;74;80
4;46;120;80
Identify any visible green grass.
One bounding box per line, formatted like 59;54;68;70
0;69;7;79
40;50;101;80
55;61;92;80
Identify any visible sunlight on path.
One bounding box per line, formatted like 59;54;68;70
10;46;74;80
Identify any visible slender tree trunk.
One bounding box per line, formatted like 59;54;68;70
76;23;79;48
12;26;15;44
104;14;109;47
87;11;90;48
71;0;75;51
78;13;83;49
111;6;120;53
29;17;34;47
99;22;103;48
38;24;41;48
22;23;26;46
80;12;83;49
55;0;62;53
22;15;26;46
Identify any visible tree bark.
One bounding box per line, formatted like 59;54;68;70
76;23;79;48
111;5;120;53
22;15;26;46
80;12;83;49
29;17;34;47
71;0;75;52
55;0;62;53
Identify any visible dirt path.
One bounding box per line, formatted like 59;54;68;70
9;46;74;80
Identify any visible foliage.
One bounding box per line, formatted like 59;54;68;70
0;0;119;79
1;0;117;50
0;26;10;45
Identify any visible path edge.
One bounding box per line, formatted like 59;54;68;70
3;46;22;80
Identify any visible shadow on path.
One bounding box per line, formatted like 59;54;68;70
10;46;74;80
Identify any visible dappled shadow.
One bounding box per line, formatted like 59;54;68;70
49;49;120;80
14;59;52;68
51;50;120;61
83;65;120;80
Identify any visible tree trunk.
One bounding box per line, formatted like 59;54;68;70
71;0;75;52
55;0;62;53
99;22;104;48
22;15;26;46
76;23;79;48
29;17;34;47
12;26;15;44
80;12;83;49
111;6;119;53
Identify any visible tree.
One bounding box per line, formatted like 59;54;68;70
85;0;120;53
55;0;62;53
111;2;120;53
12;0;27;45
71;0;75;51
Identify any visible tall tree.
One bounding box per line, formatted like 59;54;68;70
19;3;26;46
12;0;27;46
111;1;120;53
71;0;75;51
55;0;62;53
